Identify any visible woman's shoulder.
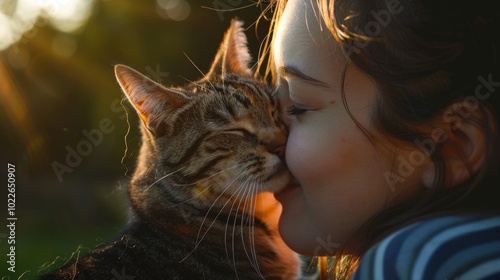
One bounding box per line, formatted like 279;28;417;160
351;212;500;280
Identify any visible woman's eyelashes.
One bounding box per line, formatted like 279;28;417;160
286;104;310;116
277;81;313;117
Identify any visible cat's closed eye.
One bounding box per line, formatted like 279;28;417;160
241;129;259;146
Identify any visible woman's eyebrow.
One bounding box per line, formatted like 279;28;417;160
278;65;330;88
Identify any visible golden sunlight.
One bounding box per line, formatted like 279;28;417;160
0;0;95;50
0;56;47;168
156;0;191;21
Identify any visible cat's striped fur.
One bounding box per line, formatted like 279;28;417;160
40;20;300;279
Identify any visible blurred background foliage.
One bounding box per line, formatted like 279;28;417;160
0;0;271;278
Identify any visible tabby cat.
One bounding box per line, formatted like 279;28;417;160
40;20;300;279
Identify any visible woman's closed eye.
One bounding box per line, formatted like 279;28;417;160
286;105;310;116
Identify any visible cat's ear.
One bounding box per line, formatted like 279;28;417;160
205;19;252;79
114;64;188;135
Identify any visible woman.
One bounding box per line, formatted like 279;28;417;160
257;0;500;278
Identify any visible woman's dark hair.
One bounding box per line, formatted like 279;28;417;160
258;0;500;278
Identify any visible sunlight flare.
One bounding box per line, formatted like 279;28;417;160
0;0;95;51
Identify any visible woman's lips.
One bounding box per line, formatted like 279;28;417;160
274;183;301;202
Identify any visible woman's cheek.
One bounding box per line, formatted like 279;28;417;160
285;115;355;188
285;125;320;183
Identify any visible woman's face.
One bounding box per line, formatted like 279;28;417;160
274;0;427;255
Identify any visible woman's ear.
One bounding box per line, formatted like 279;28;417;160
439;103;488;187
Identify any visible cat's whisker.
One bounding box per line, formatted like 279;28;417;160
183;52;205;79
178;76;199;88
249;180;260;275
248;181;262;277
168;164;244;208
254;179;265;279
231;181;252;280
197;170;246;238
183;52;218;94
239;181;252;260
179;170;246;263
240;181;254;269
142;166;188;193
224;177;251;272
231;179;252;279
177;75;216;98
224;179;249;265
201;3;258;13
171;164;242;188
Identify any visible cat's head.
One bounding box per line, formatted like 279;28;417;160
115;20;290;211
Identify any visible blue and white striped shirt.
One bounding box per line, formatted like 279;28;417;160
351;213;500;280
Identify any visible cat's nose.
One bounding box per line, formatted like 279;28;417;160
266;142;286;157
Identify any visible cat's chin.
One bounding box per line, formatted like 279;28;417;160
261;172;292;193
250;154;289;192
223;173;290;199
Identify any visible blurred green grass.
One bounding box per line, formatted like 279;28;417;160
0;179;129;279
15;228;119;279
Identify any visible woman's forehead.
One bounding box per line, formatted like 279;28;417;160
273;0;344;85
